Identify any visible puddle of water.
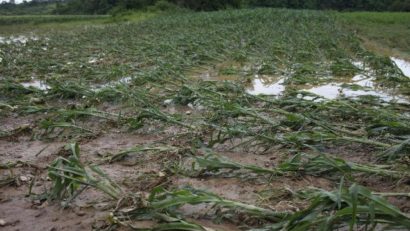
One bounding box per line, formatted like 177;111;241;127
305;84;341;99
194;60;409;104
247;60;408;103
246;75;285;96
352;74;374;88
0;35;39;45
303;83;408;104
21;80;50;91
91;76;132;91
246;70;409;103
391;57;410;77
118;76;132;84
352;61;364;69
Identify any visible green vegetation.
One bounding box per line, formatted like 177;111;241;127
1;0;409;15
193;152;410;180
51;0;410;13
54;150;410;230
0;7;409;231
0;1;57;15
48;143;121;201
0;12;153;35
340;12;410;58
111;184;410;230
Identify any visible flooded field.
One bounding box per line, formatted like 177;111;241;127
1;9;410;231
194;58;410;104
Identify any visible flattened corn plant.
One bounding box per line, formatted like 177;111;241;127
48;143;121;201
46;144;410;230
190;151;409;181
253;183;410;231
109;184;410;231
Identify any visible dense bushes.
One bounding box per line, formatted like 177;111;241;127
168;0;242;11
0;1;56;15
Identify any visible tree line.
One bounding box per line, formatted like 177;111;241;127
1;0;409;14
54;0;410;14
246;0;410;11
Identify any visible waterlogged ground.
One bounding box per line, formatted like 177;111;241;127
194;58;410;103
1;9;410;231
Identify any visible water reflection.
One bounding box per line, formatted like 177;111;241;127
91;76;132;91
246;75;285;96
391;57;410;77
304;83;408;104
352;74;374;88
193;59;409;104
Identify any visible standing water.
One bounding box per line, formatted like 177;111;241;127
246;76;285;96
21;80;50;91
391;57;410;77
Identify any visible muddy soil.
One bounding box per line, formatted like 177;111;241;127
1;116;408;230
1;56;409;231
